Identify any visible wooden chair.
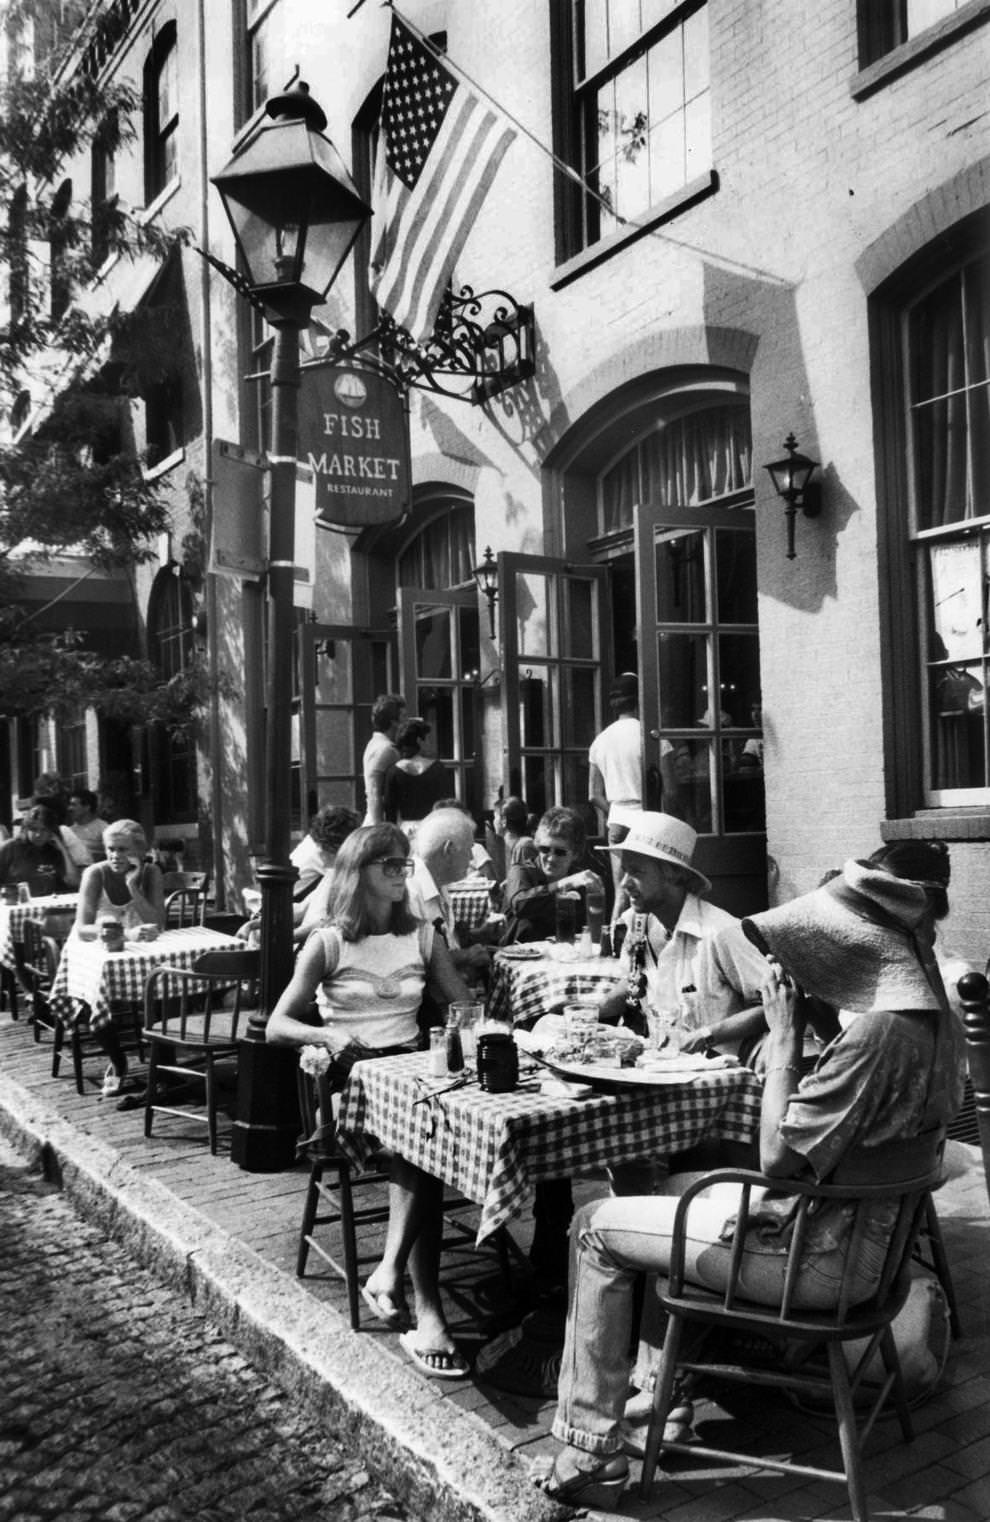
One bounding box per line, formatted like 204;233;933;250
295;1060;515;1330
295;1064;393;1329
18;919;60;1043
142;947;260;1153
957;970;990;1209
639;1155;944;1522
164;886;206;928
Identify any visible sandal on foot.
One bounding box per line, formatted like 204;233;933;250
398;1331;469;1380
361;1284;412;1330
532;1453;628;1511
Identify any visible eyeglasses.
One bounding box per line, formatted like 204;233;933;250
370;857;415;879
536;843;570;858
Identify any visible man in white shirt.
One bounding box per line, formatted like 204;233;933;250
60;789;107;869
588;672;643;911
361;694;406;825
599;811;766;1056
406;807;490;981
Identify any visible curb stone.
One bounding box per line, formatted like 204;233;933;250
0;1070;569;1522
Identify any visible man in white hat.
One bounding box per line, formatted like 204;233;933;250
598;811;766;1057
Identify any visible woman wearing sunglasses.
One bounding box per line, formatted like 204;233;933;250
502;805;609;944
266;822;473;1376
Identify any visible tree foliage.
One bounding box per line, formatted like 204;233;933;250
0;0;209;726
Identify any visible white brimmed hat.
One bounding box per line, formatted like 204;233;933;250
607;811;711;893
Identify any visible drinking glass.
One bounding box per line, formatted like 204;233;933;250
451;1001;484;1063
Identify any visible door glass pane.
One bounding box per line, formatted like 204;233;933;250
459;687;476;766
314;709;354;776
523;755;550;820
519;668;551;747
516;572;550;657
415;688;454;759
659;737;712;833
415;606;452;679
561;755;593;832
656;529;706;621
563;577;596;660
723;755;765;833
717;634;761;729
458;604;480;680
314;639;353;703
928;663;987;789
715;528;757;624
658;632;708;727
562;666;598;747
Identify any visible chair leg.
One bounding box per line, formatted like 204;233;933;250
639;1316;686;1496
297;1164;323;1277
205;1055;218;1155
71;1026;86;1094
337;1161;362;1331
51;1018;64;1076
828;1341;870;1522
144;1044;159;1138
922;1195;962;1339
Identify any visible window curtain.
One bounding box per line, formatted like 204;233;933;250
601;405;752;533
397;505;474;589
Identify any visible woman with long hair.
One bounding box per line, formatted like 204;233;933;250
267;823;473;1376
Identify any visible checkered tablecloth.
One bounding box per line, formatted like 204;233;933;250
336;1051;763;1243
0;894;79;972
487;944;623;1025
49;926;243;1032
447;878;493;932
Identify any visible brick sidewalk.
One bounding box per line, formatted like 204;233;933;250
0;1007;987;1521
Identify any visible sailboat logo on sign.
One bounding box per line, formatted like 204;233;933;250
299;362;410;529
334;370;367;409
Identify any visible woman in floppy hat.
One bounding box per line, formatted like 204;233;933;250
534;844;965;1509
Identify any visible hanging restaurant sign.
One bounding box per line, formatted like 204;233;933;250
297;362;410;529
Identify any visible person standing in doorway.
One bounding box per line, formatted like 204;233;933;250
361;693;406;826
588;672;643;915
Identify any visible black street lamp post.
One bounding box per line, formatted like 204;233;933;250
212;83;370;1170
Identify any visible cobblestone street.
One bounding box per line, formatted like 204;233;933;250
0;1135;411;1522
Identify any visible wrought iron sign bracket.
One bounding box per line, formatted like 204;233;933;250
324;285;535;405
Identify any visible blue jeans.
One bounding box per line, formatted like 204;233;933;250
552;1183;889;1455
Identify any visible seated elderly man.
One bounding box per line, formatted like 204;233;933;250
406;806;492;983
599;811;765;1057
503;805;609;943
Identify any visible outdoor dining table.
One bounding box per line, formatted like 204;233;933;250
0;892;79;973
487;942;623;1026
336;1050;763;1245
48;924;244;1031
446;876;493;933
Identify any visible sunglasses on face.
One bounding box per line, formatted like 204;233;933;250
536;843;570;858
370;857;414;879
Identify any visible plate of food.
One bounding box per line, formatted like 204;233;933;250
496;945;544;960
544;1041;739;1091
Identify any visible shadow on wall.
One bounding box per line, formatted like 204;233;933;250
701;259;862;615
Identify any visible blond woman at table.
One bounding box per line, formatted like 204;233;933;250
266;822;474;1378
73;819;165;1100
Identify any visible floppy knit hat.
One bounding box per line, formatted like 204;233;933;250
742;858;941;1014
607;810;711;894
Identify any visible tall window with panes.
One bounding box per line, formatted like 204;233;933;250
907;250;990;803
143;22;178;203
553;0;711;259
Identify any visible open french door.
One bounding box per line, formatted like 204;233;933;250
498;552;611;828
298;621;397;820
396;585;483;815
635;500;767;914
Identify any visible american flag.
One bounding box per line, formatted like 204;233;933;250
370;16;516;344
